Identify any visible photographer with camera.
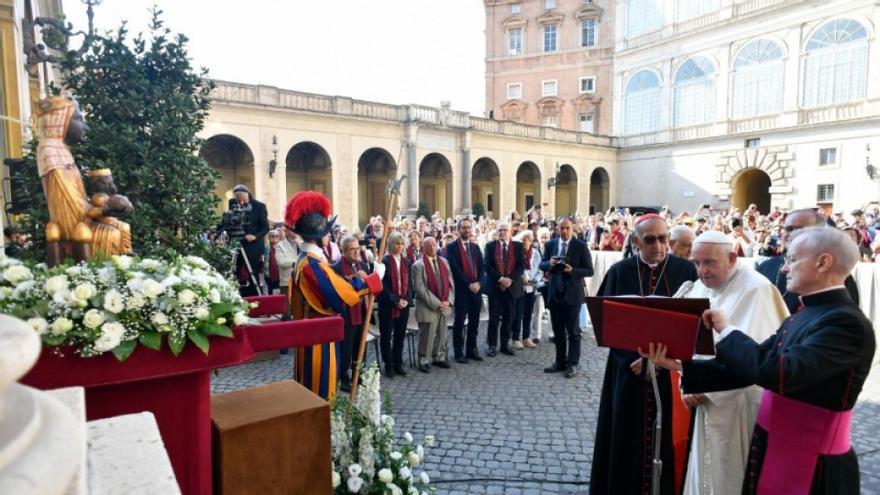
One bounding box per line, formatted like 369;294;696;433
223;184;269;296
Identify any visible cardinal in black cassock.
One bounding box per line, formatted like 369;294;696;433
590;215;698;495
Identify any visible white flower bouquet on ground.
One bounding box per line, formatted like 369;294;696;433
0;254;251;361
331;363;436;495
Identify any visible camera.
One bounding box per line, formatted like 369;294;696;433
220;202;253;242
550;256;568;272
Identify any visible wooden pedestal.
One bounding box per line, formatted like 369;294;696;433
211;380;331;495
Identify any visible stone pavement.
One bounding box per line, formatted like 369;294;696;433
212;322;880;494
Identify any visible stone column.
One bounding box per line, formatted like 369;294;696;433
402;124;419;216
459;131;472;215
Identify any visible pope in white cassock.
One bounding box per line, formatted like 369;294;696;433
680;231;789;494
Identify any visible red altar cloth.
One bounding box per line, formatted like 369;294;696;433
21;316;343;495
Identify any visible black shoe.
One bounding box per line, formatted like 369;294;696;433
339;380;352;393
544;363;566;373
384;366;395;379
433;360;451;369
565;366;579;379
500;347;515;356
393;366;408;377
466;351;483;361
455;356;469;364
486;347;497;357
531;338;541;345
418;364;431;373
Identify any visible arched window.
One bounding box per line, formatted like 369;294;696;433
731;39;784;119
624;70;661;135
803;18;868;107
627;0;663;38
673;56;716;127
675;0;719;22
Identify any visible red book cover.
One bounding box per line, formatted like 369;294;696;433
600;300;702;361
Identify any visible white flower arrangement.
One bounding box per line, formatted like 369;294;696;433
0;254;251;361
331;364;436;494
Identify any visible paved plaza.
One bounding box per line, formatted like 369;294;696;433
212;321;880;494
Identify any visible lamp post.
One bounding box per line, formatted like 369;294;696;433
547;161;561;189
268;135;280;178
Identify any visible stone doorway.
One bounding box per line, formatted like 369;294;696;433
732;168;771;213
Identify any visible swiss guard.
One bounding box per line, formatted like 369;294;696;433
285;191;384;400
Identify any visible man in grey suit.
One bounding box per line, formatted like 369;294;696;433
412;237;456;373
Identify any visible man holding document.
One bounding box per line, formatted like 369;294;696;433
642;226;875;495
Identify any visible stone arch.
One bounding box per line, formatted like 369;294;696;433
732;168;771;213
357;148;397;228
715;146;793;211
199;134;255;213
419;153;453;218
589;167;610;214
555;164;578;217
516;161;542;215
286;141;332;199
472;157;500;218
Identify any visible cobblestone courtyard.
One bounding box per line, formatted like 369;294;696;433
212;322;880;494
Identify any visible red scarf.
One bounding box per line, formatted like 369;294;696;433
406;244;420;264
458;241;478;283
494;241;516;277
268;245;279;282
524;246;533;270
424;256;450;302
388;254;409;319
340;260;365;325
323;244;333;262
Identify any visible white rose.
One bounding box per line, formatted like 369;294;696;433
377;468;393;483
423;435;435;447
209;289;221;303
331;471;340;488
232;312;249;326
65;266;83;277
162;275;182;288
398;466;412;481
408;451;420;466
103;290;126;314
194;306;210;320
388;484;402;495
97;267;116;284
347;464;363;477
50;317;73;335
27;317;49;335
390;451;403;461
151;312;169;326
94;322;125;352
420;471;430;485
44;275;69;294
346;476;363;493
404;432;413;444
3;264;32;284
72;283;97;301
12;280;35;300
185;255;209;268
112;255;133;270
141;279;165;298
416;445;424;458
126;293;147;310
83;309;106;329
139;259;161;271
408;487;418;495
216;317;226;325
126;277;144;292
52;289;70;305
177;289;197;305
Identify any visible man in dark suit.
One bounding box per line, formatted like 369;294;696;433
331;236;373;392
229;185;269;296
483;221;525;356
539;217;594;378
445;218;485;363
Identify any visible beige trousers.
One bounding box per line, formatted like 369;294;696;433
417;312;448;365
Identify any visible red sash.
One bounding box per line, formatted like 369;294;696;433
340;261;365;326
424;256;450;302
458;241;478;283
494;241;515;277
388;255;409;319
524;246;533;270
755;390;852;495
406;244;420;265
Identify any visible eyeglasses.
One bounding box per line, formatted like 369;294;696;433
641;234;668;245
783;225;804;233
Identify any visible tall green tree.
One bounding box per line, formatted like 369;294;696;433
16;8;222;265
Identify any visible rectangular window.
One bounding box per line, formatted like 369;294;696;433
579;113;595;133
581;19;597;47
510;3;521;14
507;28;523;56
542;115;559;128
819;147;837;166
745;138;761;149
487;193;494;212
542;79;558;96
579;76;596;93
507;82;523;100
544;25;557;52
545;0;556;9
817;184;835;202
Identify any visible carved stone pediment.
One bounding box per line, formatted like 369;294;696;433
537;96;562;115
502;14;527;28
575;94;603;108
501;99;527;122
576;4;603;20
536;11;564;26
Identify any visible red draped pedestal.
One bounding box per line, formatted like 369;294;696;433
21;316;343;495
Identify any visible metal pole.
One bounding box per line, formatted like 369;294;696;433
648;359;663;495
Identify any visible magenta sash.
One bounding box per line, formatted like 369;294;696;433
756;390;852;495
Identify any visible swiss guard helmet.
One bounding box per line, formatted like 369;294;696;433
284;191;337;240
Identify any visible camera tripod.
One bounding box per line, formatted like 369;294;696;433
231;243;263;296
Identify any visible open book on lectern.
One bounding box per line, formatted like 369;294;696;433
585;296;714;361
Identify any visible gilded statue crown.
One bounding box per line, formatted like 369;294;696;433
88;168;112;177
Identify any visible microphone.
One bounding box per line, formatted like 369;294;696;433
672;280;695;299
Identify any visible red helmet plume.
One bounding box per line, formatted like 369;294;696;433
285;191;332;228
